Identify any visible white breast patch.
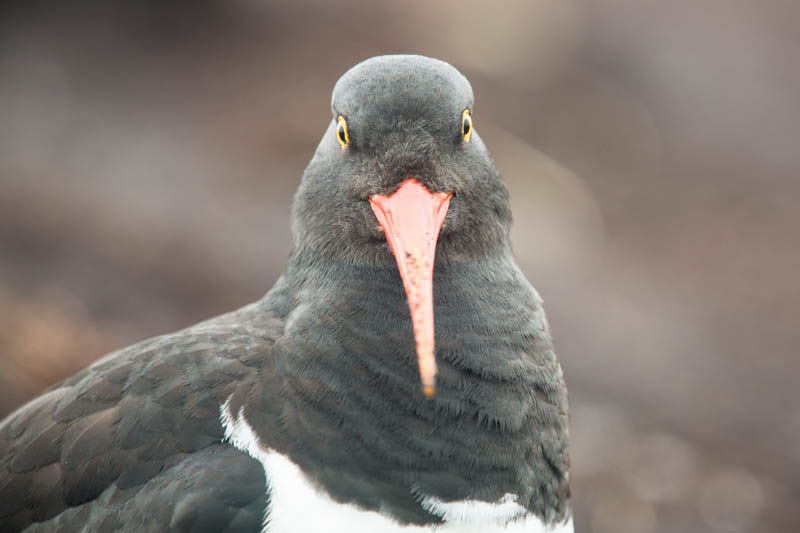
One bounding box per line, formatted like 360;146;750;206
220;399;573;533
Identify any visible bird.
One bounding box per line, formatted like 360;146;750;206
0;55;572;532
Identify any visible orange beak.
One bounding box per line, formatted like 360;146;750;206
369;179;452;397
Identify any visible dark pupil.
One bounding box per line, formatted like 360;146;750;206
338;125;346;142
463;118;471;135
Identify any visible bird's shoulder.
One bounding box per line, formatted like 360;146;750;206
0;302;282;531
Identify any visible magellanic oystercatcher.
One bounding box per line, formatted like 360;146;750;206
0;55;572;532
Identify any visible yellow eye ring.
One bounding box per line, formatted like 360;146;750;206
336;116;350;148
461;109;473;142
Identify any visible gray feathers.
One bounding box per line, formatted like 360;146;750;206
0;55;569;531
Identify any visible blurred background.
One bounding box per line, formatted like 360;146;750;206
1;1;798;531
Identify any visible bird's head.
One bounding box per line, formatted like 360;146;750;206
291;55;513;396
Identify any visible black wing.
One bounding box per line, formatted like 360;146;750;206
0;304;281;532
19;444;266;533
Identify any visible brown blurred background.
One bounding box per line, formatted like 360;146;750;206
1;1;798;531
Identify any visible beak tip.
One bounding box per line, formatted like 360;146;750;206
422;384;436;398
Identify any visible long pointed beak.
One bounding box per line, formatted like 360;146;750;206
369;178;452;397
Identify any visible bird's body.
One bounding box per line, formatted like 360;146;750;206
0;55;571;532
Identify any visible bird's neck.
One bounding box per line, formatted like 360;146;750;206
260;248;564;412
245;249;570;524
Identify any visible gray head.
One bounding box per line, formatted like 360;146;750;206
331;55;473;154
291;54;512;266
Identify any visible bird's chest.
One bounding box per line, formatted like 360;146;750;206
221;399;572;533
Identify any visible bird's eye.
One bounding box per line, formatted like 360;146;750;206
336;116;350;149
461;109;473;142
